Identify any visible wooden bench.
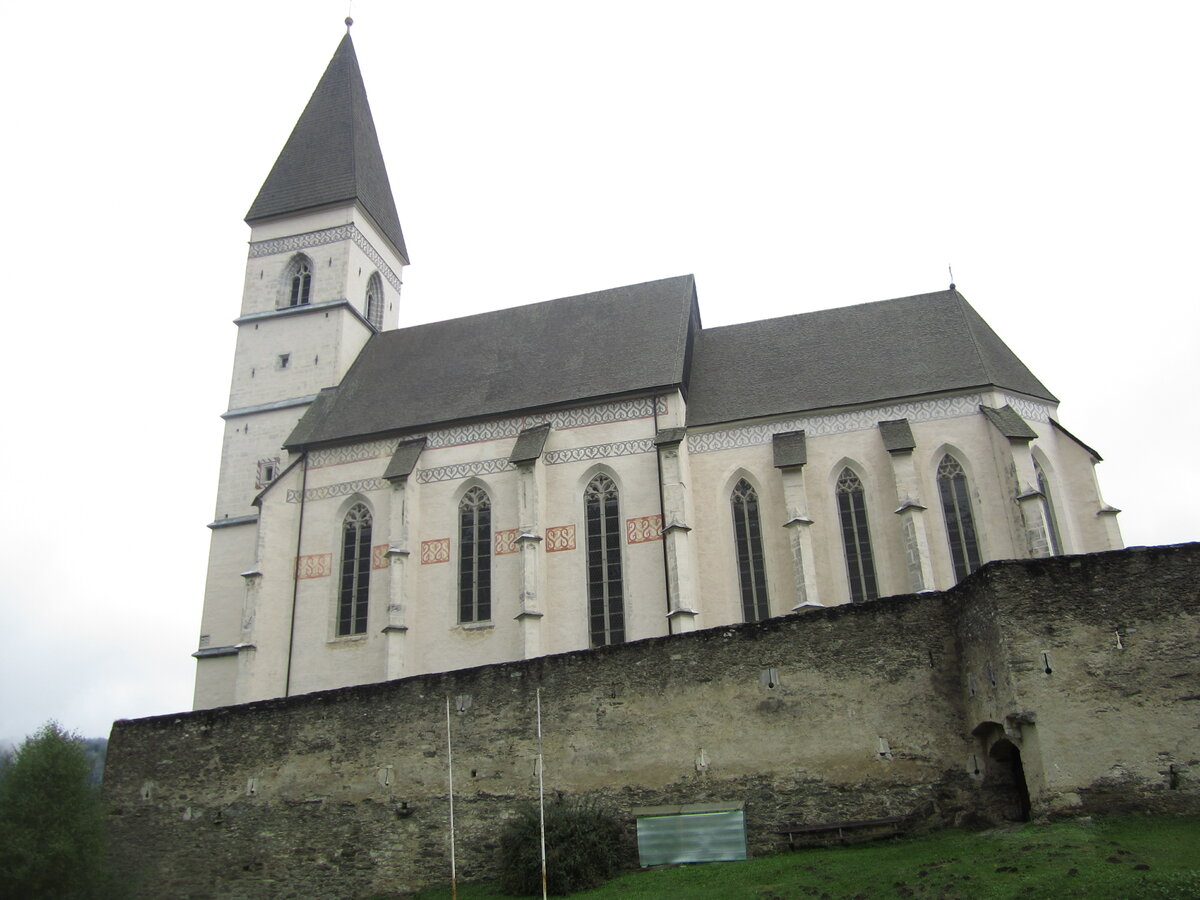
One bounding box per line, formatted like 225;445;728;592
776;815;906;848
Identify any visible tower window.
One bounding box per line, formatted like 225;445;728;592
731;478;769;622
365;272;384;330
277;353;290;369
585;474;625;646
337;504;373;636
256;457;280;489
284;255;313;307
836;467;878;602
458;487;492;623
938;454;982;581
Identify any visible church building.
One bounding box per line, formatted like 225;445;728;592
193;32;1122;710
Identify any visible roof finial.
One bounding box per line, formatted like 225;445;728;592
345;0;353;30
948;264;956;291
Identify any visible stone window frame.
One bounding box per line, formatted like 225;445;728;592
937;453;982;581
337;502;373;636
458;486;492;624
835;465;879;602
584;471;625;647
730;477;770;622
365;271;384;330
255;457;281;490
282;253;313;308
1033;456;1064;556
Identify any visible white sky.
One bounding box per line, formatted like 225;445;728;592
0;1;1196;744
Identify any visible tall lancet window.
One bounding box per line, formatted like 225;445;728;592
365;272;384;330
585;474;625;647
337;503;372;636
731;479;769;622
938;454;982;581
287;255;313;307
1034;459;1063;556
836;467;878;602
458;487;492;623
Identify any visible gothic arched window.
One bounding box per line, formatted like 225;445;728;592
458;487;492;623
337;503;372;636
584;474;625;647
836;467;878;602
365;272;384;330
1034;459;1063;556
731;479;769;622
286;255;313;307
938;454;982;581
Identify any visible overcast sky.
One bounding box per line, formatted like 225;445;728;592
0;1;1195;745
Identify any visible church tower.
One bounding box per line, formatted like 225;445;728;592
194;30;407;707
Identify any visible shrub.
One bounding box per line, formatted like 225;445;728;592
0;722;118;899
498;797;628;896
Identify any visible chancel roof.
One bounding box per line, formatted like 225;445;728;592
684;290;1055;427
286;280;1054;450
246;34;408;262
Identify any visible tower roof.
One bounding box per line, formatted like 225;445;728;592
246;33;408;262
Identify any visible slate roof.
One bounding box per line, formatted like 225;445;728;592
285;278;1056;450
286;276;700;448
684;290;1055;427
980;404;1038;441
878;419;916;452
246;34;408;262
509;424;552;464
772;431;808;468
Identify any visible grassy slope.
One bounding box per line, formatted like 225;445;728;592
403;815;1200;899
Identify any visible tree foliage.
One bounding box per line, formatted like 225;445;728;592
0;722;116;899
498;797;629;896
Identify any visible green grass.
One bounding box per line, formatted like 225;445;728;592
399;815;1200;899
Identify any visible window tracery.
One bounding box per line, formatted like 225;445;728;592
365;272;383;330
836;467;878;602
585;474;624;646
285;255;313;307
458;487;492;623
937;454;982;580
337;503;372;636
731;479;769;622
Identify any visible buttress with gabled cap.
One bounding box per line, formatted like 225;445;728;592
246;32;408;263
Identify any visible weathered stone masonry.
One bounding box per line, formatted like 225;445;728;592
105;544;1199;898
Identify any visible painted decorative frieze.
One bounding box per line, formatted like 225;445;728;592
416;458;513;485
626;515;664;544
287;478;387;503
543;438;656;466
494;529;519;555
421;539;450;565
308;396;668;470
687;394;985;456
545;525;576;552
1001;394;1052;422
311;439;396;469
295;554;332;579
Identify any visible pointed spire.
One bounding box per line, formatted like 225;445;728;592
247;33;408;263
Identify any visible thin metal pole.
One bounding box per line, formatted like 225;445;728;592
446;697;457;900
537;687;548;900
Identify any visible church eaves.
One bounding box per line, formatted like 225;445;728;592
246;33;408;263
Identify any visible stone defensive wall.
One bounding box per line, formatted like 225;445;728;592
104;544;1199;898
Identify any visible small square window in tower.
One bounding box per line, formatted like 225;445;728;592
256;458;280;490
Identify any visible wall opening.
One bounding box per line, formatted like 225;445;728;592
985;736;1031;822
